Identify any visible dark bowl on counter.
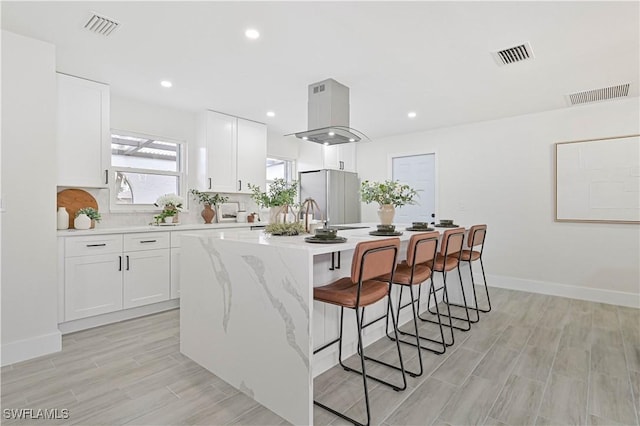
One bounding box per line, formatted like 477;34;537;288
314;228;338;239
377;224;396;233
439;219;454;225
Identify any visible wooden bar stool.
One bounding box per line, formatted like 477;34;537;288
422;227;472;337
379;231;448;378
313;238;406;426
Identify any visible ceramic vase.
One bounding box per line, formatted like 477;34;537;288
74;213;91;230
377;204;395;225
57;207;69;230
269;206;284;224
201;204;215;224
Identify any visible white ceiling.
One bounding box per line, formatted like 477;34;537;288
2;1;638;140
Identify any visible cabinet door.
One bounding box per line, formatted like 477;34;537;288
297;140;324;172
65;254;122;321
123;249;170;308
323;144;356;172
57;73;110;188
206;111;238;192
170;247;181;299
236;118;267;193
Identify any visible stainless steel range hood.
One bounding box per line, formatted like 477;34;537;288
291;78;368;145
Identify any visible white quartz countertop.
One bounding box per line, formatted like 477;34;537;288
180;223;462;255
56;221;265;237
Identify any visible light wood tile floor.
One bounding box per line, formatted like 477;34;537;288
1;288;638;425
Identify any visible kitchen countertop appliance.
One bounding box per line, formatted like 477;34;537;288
299;169;361;226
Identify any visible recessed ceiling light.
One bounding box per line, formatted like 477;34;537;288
407;111;417;118
160;80;172;88
349;138;355;142
328;131;335;136
245;29;260;39
302;136;308;140
324;142;330;146
266;111;275;117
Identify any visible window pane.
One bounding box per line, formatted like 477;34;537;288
111;134;179;172
115;172;180;205
266;158;293;182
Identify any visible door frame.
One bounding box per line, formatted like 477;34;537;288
387;150;439;222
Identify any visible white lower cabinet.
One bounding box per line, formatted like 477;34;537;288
170;248;181;299
123;249;170;309
62;232;171;322
64;254;123;321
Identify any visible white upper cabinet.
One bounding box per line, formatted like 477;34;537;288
236;118;267;193
323;143;357;172
57;73;110;187
297;139;324;172
197;110;266;193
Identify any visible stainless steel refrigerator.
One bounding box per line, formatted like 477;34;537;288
298;169;361;225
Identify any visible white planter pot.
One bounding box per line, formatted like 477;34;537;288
57;207;69;230
74;213;91;230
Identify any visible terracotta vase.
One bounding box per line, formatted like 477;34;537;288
377;204;395;225
201;204;216;224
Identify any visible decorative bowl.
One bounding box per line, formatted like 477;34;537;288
439;219;454;225
377;224;396;233
314;228;338;239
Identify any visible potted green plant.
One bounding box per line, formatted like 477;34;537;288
248;178;298;223
75;207;101;229
189;189;229;224
360;179;418;225
154;193;184;224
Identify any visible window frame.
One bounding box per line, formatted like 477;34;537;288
266;156;296;186
108;129;187;213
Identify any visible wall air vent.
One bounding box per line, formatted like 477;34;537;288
491;42;534;66
84;12;119;36
566;84;630;106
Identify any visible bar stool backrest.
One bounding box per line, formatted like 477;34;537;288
467;224;487;249
351;238;400;283
406;231;440;267
439;228;465;257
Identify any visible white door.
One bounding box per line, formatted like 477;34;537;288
392;154;436;224
236;118;267;193
123;249;170;308
65;254;123;321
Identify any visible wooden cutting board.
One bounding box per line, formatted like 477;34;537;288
57;189;98;229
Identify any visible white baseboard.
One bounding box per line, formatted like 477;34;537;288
483;273;640;309
1;330;62;367
58;299;180;334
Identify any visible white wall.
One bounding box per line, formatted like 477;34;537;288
1;31;61;365
357;98;640;304
267;131;299;162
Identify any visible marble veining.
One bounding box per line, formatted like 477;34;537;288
241;255;309;368
200;237;233;333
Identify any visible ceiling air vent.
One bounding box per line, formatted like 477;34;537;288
566;84;630;106
491;42;534;66
84;12;119;36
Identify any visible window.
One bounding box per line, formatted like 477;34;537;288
109;130;185;210
266;157;295;184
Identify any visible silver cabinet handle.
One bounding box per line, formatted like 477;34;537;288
208;178;212;190
126;255;130;271
118;255;122;271
238;180;242;191
86;243;106;247
105;169;109;184
140;240;157;244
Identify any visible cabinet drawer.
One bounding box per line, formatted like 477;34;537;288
65;234;123;257
124;232;169;252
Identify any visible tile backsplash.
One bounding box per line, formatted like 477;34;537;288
57;187;261;229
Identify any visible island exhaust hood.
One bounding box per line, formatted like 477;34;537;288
290;78;368;145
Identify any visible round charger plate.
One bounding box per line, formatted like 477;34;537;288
305;236;348;244
406;227;434;231
369;231;403;236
